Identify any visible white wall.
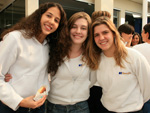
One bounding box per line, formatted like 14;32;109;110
25;0;39;16
114;0;142;14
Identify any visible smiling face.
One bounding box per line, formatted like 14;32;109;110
70;18;88;46
40;7;61;38
132;34;140;46
94;24;115;56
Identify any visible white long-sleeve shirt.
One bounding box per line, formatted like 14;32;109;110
47;55;92;105
132;42;150;65
96;48;150;112
0;30;50;110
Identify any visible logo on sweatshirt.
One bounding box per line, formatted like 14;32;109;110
119;72;131;75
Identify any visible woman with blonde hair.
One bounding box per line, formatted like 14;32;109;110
86;11;150;113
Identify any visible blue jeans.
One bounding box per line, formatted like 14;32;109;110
143;100;150;113
0;101;45;113
46;100;90;113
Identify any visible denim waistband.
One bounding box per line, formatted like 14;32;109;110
47;100;89;109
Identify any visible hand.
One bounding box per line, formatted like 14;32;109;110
19;95;47;109
126;36;132;47
4;74;12;82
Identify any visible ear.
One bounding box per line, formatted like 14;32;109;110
146;32;149;38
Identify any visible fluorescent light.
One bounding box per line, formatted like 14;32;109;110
133;14;142;18
75;0;94;4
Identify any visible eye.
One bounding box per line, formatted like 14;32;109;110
47;14;52;18
55;18;60;23
94;33;99;38
103;31;108;34
81;27;87;30
72;25;77;29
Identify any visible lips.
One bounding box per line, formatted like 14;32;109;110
100;42;107;45
45;24;52;31
99;40;108;45
73;35;82;39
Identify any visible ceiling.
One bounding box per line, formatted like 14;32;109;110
130;0;142;4
0;0;148;13
0;0;15;12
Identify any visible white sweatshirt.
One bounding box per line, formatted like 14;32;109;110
96;48;150;112
0;30;50;110
47;55;92;105
132;42;150;65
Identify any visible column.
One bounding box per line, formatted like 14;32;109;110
94;0;114;21
25;0;39;17
119;9;125;25
142;0;148;28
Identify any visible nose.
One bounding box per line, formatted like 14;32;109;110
76;27;81;34
49;17;55;25
99;34;104;40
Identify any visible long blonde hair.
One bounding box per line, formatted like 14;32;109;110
86;11;128;70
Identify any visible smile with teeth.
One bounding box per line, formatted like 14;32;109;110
73;35;82;39
100;41;107;45
45;24;52;31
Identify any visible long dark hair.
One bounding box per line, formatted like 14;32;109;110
46;3;71;76
1;2;71;76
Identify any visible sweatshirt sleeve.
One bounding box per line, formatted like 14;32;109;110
133;51;150;103
0;33;23;110
89;70;97;88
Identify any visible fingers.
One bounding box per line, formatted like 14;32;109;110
4;76;12;82
30;95;47;109
4;74;12;82
35;95;47;108
19;95;47;109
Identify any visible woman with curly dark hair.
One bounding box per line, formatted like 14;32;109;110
0;2;70;113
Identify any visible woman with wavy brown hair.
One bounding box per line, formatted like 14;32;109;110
0;2;70;113
86;11;150;113
46;12;92;113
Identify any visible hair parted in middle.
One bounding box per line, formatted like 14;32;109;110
86;11;128;70
68;12;92;61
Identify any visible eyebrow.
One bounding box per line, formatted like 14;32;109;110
73;24;88;27
47;12;60;20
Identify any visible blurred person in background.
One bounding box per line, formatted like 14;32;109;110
118;23;134;47
131;32;142;46
133;23;150;113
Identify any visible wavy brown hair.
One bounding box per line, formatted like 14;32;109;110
68;12;91;61
86;11;128;70
1;2;71;76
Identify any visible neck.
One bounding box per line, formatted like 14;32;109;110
103;46;115;57
69;44;83;58
37;34;46;44
146;39;150;44
103;51;114;57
